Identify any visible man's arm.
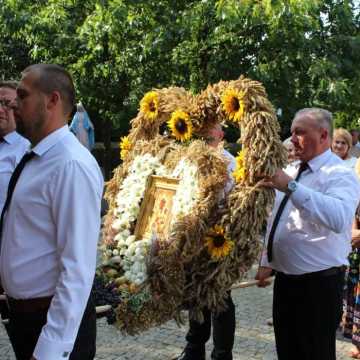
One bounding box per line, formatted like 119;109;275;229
261;168;360;234
33;160;103;359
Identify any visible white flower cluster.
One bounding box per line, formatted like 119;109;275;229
112;154;166;233
105;154;198;287
171;160;199;220
121;236;151;285
108;154;166;285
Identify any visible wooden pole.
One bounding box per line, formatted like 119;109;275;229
93;277;274;314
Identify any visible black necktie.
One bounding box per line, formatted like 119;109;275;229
0;152;36;241
267;162;309;262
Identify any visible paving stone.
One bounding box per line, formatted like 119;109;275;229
0;267;353;359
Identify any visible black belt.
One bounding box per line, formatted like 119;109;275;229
276;266;346;280
7;295;53;313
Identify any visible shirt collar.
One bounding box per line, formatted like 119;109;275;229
2;131;22;145
32;125;70;157
306;148;332;172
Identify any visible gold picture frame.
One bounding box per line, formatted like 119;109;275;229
134;175;179;241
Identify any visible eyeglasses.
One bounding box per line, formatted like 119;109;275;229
0;99;13;110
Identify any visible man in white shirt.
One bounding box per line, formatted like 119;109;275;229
175;123;236;360
0;80;29;211
0;64;103;360
256;108;360;360
0;80;29;334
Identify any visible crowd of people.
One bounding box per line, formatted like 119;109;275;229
1;63;360;360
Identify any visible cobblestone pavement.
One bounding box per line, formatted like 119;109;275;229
0;270;353;360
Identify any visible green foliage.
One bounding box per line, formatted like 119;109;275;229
1;0;360;138
217;0;360;135
127;288;151;314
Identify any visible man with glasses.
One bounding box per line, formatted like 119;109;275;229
0;80;29;210
0;80;29;336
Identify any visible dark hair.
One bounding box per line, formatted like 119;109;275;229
0;80;18;90
22;64;76;118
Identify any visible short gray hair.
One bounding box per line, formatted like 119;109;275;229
294;108;333;138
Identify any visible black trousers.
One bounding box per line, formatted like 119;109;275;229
185;292;235;360
273;269;344;360
7;295;96;360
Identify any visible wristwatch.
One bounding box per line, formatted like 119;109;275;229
286;180;298;195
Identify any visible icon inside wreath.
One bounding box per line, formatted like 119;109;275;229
135;175;179;242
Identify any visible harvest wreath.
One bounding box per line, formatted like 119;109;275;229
96;76;287;334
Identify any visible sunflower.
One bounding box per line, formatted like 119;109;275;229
167;110;193;142
205;225;234;260
120;136;132;160
233;149;246;183
221;88;245;122
140;91;159;121
235;149;245;167
233;168;246;183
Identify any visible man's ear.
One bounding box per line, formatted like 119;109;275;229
46;91;60;110
319;128;329;143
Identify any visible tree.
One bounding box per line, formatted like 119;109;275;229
1;0;359;141
217;0;360;134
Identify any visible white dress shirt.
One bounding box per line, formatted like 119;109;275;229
261;149;360;275
0;126;104;359
0;131;29;211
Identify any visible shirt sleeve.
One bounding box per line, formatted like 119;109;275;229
260;249;271;268
290;168;360;234
33;160;103;359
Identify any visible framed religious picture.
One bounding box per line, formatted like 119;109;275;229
134;175;179;241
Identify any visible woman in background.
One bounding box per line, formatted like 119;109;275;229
332;128;357;169
282;137;298;164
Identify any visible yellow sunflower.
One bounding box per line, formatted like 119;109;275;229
205;225;234;260
233;168;246;183
167;110;193;142
119;136;132;160
221;88;245;122
235;149;245;167
140;91;159;121
233;149;247;183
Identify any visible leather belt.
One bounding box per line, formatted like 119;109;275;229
7;295;53;313
277;266;346;280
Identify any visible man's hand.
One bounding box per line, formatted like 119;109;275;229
255;266;273;287
259;169;293;193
